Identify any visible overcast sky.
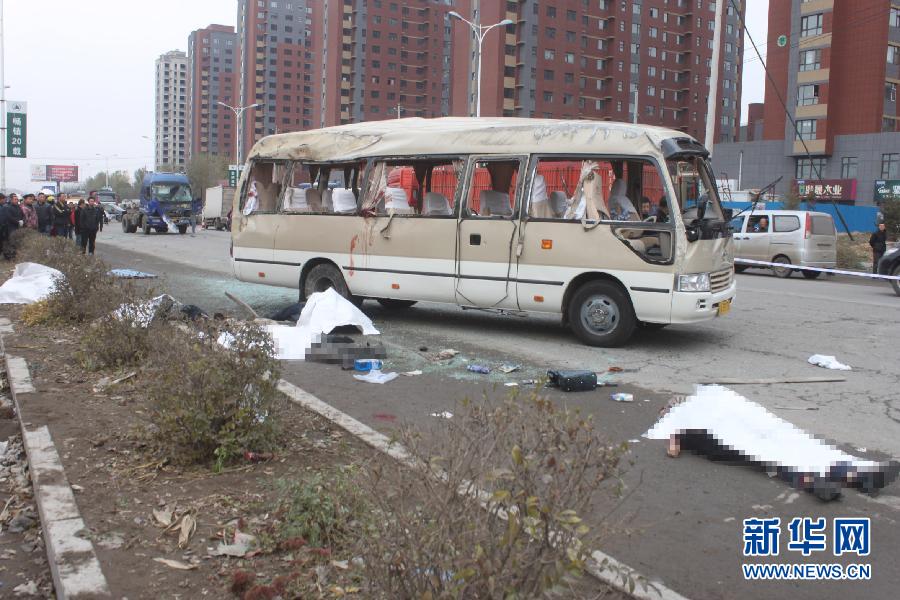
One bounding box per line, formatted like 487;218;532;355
3;0;768;192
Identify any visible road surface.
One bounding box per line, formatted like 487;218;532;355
96;227;900;600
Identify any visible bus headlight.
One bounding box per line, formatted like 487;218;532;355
676;273;711;292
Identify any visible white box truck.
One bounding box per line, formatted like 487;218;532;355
203;186;234;231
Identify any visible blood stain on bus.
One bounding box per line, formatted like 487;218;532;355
348;234;359;276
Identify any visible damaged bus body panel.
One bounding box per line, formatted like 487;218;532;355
231;118;736;346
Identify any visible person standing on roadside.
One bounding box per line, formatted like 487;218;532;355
79;196;103;255
21;194;38;230
51;196;70;238
35;193;51;234
74;198;86;247
869;222;888;274
3;194;25;238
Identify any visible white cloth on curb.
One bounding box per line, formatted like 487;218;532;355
808;354;852;371
0;263;63;304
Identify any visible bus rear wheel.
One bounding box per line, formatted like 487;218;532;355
302;263;361;306
567;280;636;347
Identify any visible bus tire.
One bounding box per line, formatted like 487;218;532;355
142;219;151;235
303;263;361;306
567;280;636;347
377;298;417;309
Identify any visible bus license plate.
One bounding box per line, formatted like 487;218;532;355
717;299;731;317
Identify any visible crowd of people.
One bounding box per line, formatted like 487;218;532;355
0;191;105;256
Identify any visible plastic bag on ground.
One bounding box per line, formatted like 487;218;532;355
352;369;398;384
808;354;852;371
0;263;63;304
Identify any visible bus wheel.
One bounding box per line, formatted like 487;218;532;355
303;263;361;306
377;299;417;309
772;255;792;278
567;280;635;347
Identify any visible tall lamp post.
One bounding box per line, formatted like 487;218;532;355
94;153;118;188
448;11;513;118
217;101;263;165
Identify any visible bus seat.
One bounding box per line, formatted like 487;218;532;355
609;180;640;221
423;192;452;215
549;191;568;218
480;190;512;217
322;189;334;212
529;175;553;218
385;187;414;214
284;188;309;212
332;189;358;214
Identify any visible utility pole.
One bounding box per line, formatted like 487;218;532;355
448;12;513;117
395;104;404;119
1;0;6;191
705;0;724;156
633;88;639;124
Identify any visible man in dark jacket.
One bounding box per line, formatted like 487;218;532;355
869;222;887;274
73;198;86;247
80;197;104;255
4;194;25;238
51;197;70;237
36;193;51;234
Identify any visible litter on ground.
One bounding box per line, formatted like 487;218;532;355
467;365;490;374
498;364;521;374
436;349;459;360
109;269;157;279
353;369;398;384
0;263;62;304
430;411;453;419
611;393;634;402
808;354;852;371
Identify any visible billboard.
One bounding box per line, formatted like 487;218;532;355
46;165;79;182
794;179;857;203
873;180;900;202
30;164;47;181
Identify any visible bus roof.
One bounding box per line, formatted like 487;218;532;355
247;117;699;163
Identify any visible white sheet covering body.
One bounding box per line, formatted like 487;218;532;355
643;385;876;476
0;263;63;304
265;288;379;360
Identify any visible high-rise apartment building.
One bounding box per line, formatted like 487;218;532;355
188;25;240;162
154;50;188;169
715;0;900;205
231;0;745;160
449;0;744;142
237;0;323;162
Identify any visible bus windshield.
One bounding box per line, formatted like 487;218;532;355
151;183;192;203
666;156;724;222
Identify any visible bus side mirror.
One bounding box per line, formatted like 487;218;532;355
722;208;733;221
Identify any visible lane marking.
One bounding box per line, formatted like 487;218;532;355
277;379;691;600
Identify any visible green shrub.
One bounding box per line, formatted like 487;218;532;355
147;322;282;469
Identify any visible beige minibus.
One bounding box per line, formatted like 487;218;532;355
231;118;736;346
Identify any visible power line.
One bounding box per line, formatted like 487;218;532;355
728;0;853;238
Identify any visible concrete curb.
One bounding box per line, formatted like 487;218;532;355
1;318;112;599
276;379;691;600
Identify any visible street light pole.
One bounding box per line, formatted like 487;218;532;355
448;11;513;118
1;0;6;191
217;101;262;165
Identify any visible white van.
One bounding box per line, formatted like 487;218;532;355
730;210;836;278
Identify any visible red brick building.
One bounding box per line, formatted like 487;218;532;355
187;25;240;162
233;0;745;159
715;0;900;205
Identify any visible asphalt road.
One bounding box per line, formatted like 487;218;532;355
95;226;900;600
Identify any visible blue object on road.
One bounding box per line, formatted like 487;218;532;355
354;359;383;373
467;365;491;374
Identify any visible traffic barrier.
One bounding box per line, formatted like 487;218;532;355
735;258;900;281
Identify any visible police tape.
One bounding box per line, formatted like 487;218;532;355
734;258;900;281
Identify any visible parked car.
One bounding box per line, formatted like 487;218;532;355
730;210;837;278
877;243;900;296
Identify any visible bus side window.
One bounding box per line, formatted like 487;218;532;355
361;159;462;217
282;163;323;213
466;159;520;218
242;161;284;215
